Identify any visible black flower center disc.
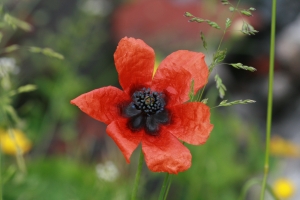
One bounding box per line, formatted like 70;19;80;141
123;88;169;135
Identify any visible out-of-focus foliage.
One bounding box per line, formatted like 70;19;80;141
0;0;270;200
174;112;263;200
15;0;118;153
3;157;132;200
2;110;263;200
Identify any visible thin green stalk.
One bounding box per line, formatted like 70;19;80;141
163;174;173;200
197;0;243;101
238;178;279;200
0;106;3;200
2;112;27;174
7;128;27;174
197;84;207;102
260;0;277;199
158;173;170;200
216;0;241;51
216;31;226;53
131;149;144;200
0;143;2;200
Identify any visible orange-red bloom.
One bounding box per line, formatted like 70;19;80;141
71;37;213;174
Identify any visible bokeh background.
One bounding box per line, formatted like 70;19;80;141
1;0;300;199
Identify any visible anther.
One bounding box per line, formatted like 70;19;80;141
124;88;169;135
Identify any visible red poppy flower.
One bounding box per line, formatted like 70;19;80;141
71;37;213;174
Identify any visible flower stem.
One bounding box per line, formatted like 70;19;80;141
260;0;277;199
0;145;2;200
163;174;172;200
238;178;279;200
158;173;170;200
7;128;27;174
2;112;27;174
131;148;144;200
197;84;207;102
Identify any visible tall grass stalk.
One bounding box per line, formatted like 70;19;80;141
0;145;2;200
260;0;277;199
158;173;170;200
7;128;27;174
131;149;144;200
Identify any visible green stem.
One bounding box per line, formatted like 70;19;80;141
7;128;27;174
198;0;243;100
239;178;279;200
216;0;241;51
0;106;3;200
2;111;27;174
197;84;207;102
158;173;170;200
163;174;173;200
216;31;226;52
131;149;144;200
260;0;277;199
0;142;2;200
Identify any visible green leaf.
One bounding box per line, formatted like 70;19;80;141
209;49;227;71
207;20;220;29
200;31;207;50
201;98;208;104
188;80;195;101
229;6;235;12
9;84;37;96
29;47;64;60
3;14;32;31
28;46;42;53
184;12;193;17
185;12;220;30
241;21;258;35
42;48;64;59
241;10;252;16
218;99;256;107
221;0;230;5
189;17;205;23
225;18;232;29
17;84;37;93
214;74;226;98
213;49;227;64
4;44;19;53
2;166;17;185
3;105;23;125
229;63;256;72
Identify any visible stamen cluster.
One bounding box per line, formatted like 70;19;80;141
132;88;165;115
123;88;168;135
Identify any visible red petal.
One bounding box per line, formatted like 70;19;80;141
184;52;208;94
71;86;128;125
142;131;191;174
152;50;208;106
106;119;143;163
168;102;213;145
114;37;155;93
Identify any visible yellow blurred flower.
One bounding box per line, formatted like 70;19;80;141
270;135;300;157
273;178;295;199
0;129;31;155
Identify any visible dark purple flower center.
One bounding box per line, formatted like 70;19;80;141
123;88;169;135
